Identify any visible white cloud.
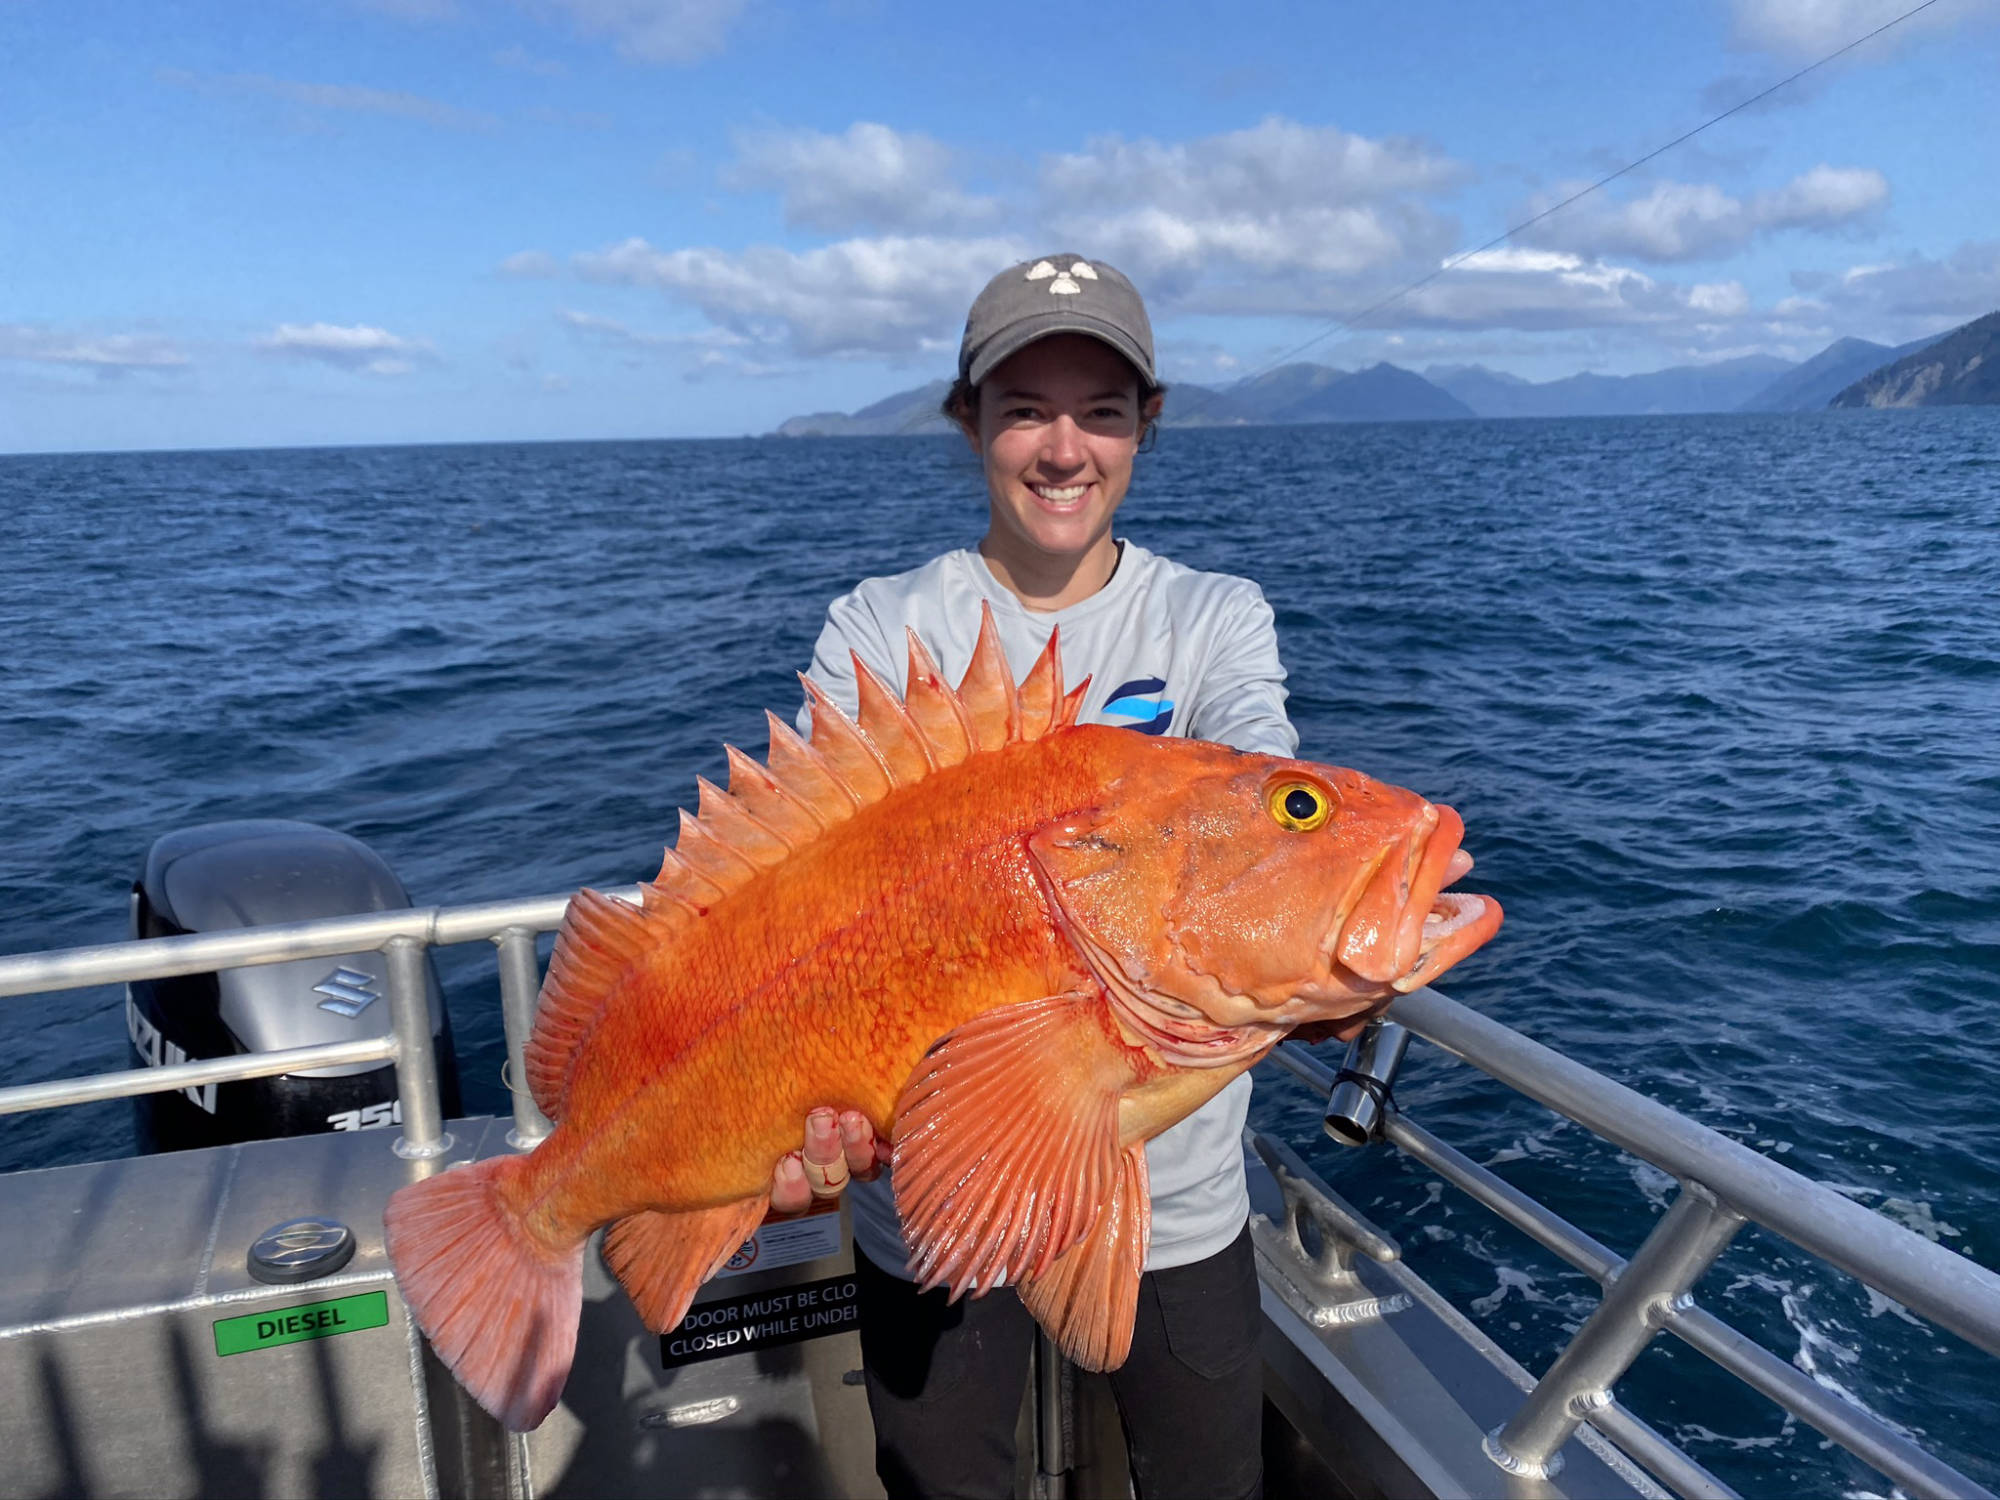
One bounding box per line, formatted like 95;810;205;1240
572;233;1025;358
157;68;498;131
1042;117;1462;210
0;325;189;371
1522;165;1888;262
1729;0;1995;56
1040;118;1462;290
726;122;998;233
500;250;562;278
540;0;750;64
256;322;435;375
557;307;745;353
1804;241;2000;332
1394;248;1762;336
558;117;1469;362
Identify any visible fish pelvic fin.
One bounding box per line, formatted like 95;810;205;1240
1017;1143;1150;1372
602;1196;771;1334
527;886;675;1123
891;989;1138;1302
383;1153;582;1432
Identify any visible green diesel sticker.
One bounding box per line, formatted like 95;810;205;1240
213;1290;388;1357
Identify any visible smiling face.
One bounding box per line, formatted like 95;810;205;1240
965;334;1164;607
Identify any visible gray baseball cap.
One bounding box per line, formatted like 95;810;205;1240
958;254;1156;388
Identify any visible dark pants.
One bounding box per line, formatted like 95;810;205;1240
855;1228;1264;1500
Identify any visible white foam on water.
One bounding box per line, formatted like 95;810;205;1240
1876;1197;1961;1242
1782;1284;1924;1443
1628;1157;1676;1211
1861;1287;1926;1327
1470;1264;1548;1316
1673;1421;1787;1452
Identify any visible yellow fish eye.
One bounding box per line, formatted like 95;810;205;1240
1268;781;1333;832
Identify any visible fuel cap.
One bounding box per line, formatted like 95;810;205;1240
247;1217;357;1285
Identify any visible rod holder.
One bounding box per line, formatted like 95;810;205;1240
494;925;553;1149
386;936;453;1160
1486;1179;1745;1477
1324;1020;1410;1146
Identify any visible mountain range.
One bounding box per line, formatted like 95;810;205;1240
1831;311;2000;408
772;310;1997;435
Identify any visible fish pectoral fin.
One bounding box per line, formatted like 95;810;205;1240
1017;1143;1150;1372
603;1196;770;1334
892;989;1137;1301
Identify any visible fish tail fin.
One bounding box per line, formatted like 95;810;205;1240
602;1195;772;1333
384;1154;582;1432
1017;1143;1150;1372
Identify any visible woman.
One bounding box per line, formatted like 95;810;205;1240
772;254;1291;1500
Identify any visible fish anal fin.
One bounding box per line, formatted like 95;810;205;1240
526;888;666;1122
603;1196;771;1334
902;630;973;768
1017;1144;1149;1372
957;602;1019;752
891;990;1137;1301
384;1152;583;1431
854;652;934;786
1017;627;1064;740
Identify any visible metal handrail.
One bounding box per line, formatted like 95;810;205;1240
1388;987;2000;1359
3;901;1995;1497
1266;1020;2000;1500
0;882;637;1151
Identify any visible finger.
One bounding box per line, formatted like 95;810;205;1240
838;1110;879;1181
771;1152;811;1215
801;1108;850;1196
802;1108;841;1168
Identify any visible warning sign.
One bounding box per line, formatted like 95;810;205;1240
714;1210;842;1281
661;1272;861;1368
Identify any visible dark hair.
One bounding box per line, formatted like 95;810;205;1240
941;365;1169;451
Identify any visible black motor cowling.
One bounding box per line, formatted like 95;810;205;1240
127;819;462;1153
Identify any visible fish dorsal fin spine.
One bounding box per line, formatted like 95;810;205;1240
535;605;1091;1120
645;603;1083;917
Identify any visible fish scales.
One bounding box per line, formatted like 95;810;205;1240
383;606;1504;1432
529;735;1111;1224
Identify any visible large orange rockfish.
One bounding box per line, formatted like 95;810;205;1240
384;607;1502;1430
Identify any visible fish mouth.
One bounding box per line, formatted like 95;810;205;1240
1393;887;1503;994
1324;804;1502;995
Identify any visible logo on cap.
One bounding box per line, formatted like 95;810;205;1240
1025;260;1099;296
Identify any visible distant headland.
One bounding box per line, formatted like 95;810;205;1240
772;309;2000;436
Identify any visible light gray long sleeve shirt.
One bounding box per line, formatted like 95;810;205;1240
798;539;1297;1277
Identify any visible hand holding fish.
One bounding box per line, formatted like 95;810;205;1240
771;1107;885;1213
383;606;1502;1431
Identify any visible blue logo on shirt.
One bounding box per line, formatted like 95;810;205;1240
1101;677;1175;735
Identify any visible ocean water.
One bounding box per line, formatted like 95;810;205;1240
4;411;1997;1494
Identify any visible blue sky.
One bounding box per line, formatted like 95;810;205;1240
4;0;1997;452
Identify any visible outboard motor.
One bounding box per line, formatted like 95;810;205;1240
126;819;462;1153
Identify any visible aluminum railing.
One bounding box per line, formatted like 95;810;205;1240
1265;996;2000;1500
0;884;622;1152
3;897;1996;1499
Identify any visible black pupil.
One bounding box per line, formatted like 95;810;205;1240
1284;788;1319;822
